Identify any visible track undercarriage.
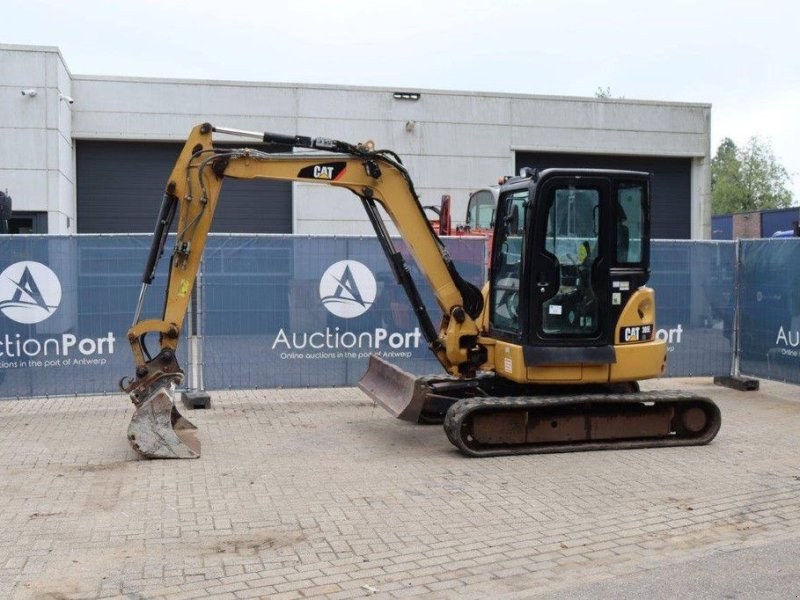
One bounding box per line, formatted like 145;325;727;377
359;355;722;457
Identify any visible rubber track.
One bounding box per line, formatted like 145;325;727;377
443;391;721;457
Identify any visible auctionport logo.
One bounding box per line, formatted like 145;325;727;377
319;260;377;319
0;261;62;324
273;259;419;360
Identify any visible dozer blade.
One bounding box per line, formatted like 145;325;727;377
358;355;424;421
127;385;200;459
358;354;480;423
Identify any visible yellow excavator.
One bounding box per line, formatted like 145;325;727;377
120;123;721;459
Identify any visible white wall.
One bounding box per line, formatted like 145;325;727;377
0;44;712;238
0;44;74;232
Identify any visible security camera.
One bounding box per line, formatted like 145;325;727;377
59;93;75;105
21;89;38;97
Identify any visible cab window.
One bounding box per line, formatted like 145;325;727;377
490;190;527;333
466;191;495;230
541;187;600;336
616;183;645;264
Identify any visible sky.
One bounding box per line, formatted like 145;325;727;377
5;0;799;199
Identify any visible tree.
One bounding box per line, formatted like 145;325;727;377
594;86;613;99
594;86;624;99
711;137;794;214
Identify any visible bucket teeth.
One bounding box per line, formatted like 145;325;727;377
127;386;200;459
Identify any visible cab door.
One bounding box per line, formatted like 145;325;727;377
526;175;613;357
488;187;529;340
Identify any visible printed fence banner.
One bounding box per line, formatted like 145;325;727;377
0;234;747;399
738;239;800;384
0;235;185;399
649;241;736;377
199;235;486;389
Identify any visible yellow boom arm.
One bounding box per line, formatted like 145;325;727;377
121;123;483;405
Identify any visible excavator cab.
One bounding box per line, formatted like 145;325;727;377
489;170;650;364
367;169;719;456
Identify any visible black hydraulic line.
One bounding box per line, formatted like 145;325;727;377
261;131;314;148
260;131;360;155
445;261;484;320
0;191;11;234
360;196;440;347
371;154;484;320
142;191;178;284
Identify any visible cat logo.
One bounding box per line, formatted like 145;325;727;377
297;162;347;181
314;165;334;179
619;324;653;343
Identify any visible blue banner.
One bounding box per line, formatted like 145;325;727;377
0;235;186;399
199;236;486;389
738;239;800;383
649;241;736;377
0;234;758;399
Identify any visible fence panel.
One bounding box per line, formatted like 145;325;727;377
200;235;486;389
0;234;764;398
738;239;800;384
0;235;185;399
649;241;736;377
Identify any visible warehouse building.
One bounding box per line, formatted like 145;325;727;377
1;43;712;238
712;207;800;239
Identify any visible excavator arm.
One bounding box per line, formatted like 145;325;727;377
121;123;484;458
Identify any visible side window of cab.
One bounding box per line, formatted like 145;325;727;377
490;190;528;333
467;190;495;230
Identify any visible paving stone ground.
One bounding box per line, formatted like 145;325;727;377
1;377;799;599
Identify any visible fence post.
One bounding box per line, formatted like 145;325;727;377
731;239;742;377
181;255;210;408
713;238;760;391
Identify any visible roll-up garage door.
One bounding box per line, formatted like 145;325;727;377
76;141;292;233
515;152;692;239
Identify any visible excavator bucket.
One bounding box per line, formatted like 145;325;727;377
127;385;200;459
